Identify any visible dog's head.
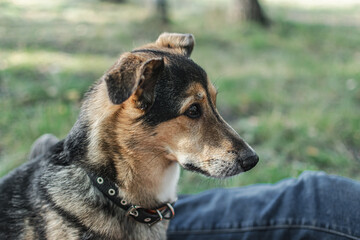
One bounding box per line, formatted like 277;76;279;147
94;33;258;179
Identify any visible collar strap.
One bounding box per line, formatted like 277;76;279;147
88;173;175;227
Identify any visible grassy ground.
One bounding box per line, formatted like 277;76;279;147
1;0;360;194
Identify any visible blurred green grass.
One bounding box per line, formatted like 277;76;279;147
1;0;359;194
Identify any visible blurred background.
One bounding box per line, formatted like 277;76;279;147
0;0;359;194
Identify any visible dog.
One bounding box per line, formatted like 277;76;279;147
0;33;259;240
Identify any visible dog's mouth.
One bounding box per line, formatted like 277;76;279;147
180;156;258;179
182;163;211;177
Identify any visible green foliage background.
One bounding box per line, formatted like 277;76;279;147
1;0;359;194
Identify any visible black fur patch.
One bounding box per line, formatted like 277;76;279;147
135;51;209;126
63;118;90;164
104;58;141;105
0;160;40;239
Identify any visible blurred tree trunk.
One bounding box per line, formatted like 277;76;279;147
156;0;169;24
233;0;270;27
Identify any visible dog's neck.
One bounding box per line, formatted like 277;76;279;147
64;80;179;208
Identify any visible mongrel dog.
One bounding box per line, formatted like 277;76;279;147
0;33;259;240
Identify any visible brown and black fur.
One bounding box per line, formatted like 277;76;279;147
0;33;259;240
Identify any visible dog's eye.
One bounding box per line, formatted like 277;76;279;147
185;104;201;119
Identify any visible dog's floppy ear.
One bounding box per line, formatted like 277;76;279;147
132;58;164;110
156;32;195;57
104;53;164;107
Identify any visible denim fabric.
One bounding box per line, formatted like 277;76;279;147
167;171;360;240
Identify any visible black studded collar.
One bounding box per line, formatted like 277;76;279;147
88;172;175;227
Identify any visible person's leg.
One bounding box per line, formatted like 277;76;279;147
167;171;360;240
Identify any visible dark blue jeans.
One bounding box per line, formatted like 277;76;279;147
167;171;360;240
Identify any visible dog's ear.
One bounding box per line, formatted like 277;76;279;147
132;58;164;110
156;32;195;57
104;53;164;107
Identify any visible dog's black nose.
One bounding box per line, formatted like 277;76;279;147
240;153;259;171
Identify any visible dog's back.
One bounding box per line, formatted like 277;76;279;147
0;156;43;239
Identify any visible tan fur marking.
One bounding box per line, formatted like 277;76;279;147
112;113;176;205
179;83;206;113
84;81;122;168
43;207;79;240
208;79;217;106
23;218;35;240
